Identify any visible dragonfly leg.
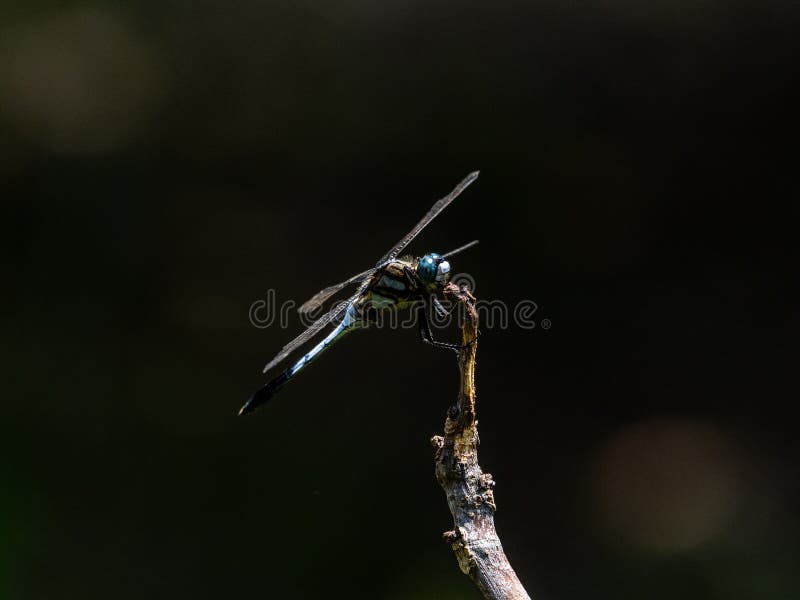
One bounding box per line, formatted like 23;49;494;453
431;296;450;319
404;266;451;320
417;303;477;353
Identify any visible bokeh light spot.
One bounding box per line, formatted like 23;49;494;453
0;9;162;154
590;418;744;552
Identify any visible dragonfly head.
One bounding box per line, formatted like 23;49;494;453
417;253;451;287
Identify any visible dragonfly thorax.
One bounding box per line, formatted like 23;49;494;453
417;253;451;286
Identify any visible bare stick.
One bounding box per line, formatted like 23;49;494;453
432;283;532;600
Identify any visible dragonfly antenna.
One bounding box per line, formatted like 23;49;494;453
443;239;479;259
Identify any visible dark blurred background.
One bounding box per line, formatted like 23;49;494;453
2;1;798;598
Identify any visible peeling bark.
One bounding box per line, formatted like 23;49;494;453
433;283;532;600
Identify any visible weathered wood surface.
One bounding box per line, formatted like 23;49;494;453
432;283;532;600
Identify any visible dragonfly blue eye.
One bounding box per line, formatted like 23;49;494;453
418;253;442;283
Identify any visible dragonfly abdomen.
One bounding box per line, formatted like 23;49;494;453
239;305;361;415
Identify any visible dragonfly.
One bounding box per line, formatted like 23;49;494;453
239;171;480;416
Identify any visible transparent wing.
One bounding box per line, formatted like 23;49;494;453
442;239;479;259
298;266;376;315
379;171;479;265
262;294;354;374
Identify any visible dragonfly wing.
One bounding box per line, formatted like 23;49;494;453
298;266;376;315
379;171;479;265
442;239;480;259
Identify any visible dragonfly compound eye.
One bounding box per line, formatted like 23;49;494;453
417;253;441;283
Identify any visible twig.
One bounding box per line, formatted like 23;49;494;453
431;283;532;600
